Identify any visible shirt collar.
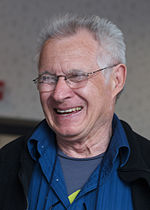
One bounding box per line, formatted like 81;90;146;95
27;119;57;161
112;114;130;166
102;114;130;172
27;114;130;167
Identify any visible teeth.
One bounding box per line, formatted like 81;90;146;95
56;107;82;114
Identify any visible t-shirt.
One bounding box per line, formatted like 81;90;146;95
58;150;104;203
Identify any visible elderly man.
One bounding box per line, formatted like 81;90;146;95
0;14;150;210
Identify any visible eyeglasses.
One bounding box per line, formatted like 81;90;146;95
33;64;118;92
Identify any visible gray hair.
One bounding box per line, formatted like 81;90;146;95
37;14;126;69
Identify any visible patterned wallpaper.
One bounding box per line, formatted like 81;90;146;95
0;0;149;138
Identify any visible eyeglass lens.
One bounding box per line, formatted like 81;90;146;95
37;75;88;92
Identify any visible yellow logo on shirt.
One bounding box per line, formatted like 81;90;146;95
68;189;81;204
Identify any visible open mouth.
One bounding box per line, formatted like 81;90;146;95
55;106;83;115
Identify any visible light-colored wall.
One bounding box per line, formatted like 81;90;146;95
0;0;149;139
0;134;20;148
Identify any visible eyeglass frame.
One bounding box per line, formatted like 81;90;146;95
33;63;119;92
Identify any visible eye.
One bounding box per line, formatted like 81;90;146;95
39;74;56;84
67;73;87;82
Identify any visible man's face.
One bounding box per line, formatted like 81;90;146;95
39;30;115;142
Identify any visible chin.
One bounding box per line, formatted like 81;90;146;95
46;117;85;139
55;126;83;140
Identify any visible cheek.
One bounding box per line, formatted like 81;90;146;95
40;93;51;111
87;79;113;109
40;94;56;125
86;79;105;100
40;93;46;106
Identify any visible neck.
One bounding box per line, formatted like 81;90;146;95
56;121;112;158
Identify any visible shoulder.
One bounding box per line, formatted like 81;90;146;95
0;136;30;185
0;120;44;161
121;120;150;166
121;120;150;145
0;136;28;161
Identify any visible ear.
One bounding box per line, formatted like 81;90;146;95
111;64;127;98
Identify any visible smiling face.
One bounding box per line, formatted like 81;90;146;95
39;30;117;142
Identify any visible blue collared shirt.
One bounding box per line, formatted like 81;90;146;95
27;114;133;209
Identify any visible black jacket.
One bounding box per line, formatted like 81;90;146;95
0;121;150;210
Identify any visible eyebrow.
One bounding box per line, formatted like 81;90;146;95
39;71;56;76
66;69;87;75
39;69;86;76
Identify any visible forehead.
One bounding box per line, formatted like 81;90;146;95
39;30;100;71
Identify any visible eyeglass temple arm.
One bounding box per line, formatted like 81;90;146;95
87;63;119;76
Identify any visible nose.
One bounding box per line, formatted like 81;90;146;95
51;77;74;102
